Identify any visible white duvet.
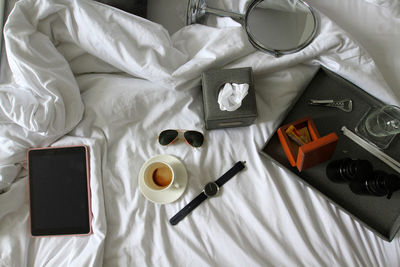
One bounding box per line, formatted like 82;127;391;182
0;0;399;266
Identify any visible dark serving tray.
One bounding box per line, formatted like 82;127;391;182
261;67;400;241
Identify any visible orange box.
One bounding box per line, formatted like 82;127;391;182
277;116;338;172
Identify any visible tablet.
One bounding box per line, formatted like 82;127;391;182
28;146;92;236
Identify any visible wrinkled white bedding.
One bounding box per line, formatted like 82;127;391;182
1;0;400;266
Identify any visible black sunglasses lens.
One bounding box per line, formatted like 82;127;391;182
159;130;178;145
184;131;204;147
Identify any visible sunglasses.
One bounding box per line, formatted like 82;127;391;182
158;130;204;147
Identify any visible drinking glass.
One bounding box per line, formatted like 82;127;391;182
365;105;400;137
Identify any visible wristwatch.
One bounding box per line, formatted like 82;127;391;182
169;161;246;225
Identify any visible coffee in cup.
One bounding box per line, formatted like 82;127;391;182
144;161;178;191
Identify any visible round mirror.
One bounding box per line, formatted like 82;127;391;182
186;0;318;56
245;0;317;56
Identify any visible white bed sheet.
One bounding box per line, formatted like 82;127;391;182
0;0;400;266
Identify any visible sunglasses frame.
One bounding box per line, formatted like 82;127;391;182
158;129;205;147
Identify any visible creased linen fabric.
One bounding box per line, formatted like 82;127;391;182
0;0;399;266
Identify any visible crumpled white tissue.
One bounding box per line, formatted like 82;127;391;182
218;83;249;111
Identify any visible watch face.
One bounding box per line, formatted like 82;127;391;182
204;182;219;197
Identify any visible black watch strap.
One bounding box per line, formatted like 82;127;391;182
169;192;207;225
215;161;246;187
169;161;246;226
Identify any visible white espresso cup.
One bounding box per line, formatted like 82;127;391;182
143;161;179;191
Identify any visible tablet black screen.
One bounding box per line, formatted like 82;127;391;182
28;146;91;236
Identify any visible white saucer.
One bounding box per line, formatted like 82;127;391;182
138;154;188;204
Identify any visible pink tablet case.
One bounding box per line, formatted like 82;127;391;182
27;145;93;237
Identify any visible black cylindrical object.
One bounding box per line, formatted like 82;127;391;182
350;171;400;199
326;158;373;183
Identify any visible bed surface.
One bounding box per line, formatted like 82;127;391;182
1;0;400;266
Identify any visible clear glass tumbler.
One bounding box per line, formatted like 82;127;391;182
365;105;400;137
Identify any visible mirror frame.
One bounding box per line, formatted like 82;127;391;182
186;0;319;57
186;0;206;25
244;0;319;56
